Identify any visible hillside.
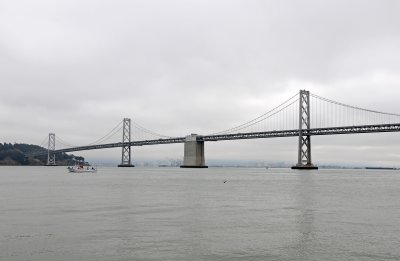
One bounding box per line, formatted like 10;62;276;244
0;143;84;166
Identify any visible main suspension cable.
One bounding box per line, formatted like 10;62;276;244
209;92;299;135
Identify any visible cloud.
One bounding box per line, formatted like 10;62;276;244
1;0;400;165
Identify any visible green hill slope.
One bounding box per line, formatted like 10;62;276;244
0;143;84;166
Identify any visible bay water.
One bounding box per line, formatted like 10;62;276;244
1;166;399;260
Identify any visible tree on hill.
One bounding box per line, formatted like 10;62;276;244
0;143;85;166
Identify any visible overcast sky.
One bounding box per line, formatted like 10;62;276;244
1;0;400;166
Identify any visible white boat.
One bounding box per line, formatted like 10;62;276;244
67;164;97;173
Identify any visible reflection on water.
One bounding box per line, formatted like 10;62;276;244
291;172;316;260
0;167;400;261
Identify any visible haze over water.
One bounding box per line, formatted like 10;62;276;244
1;167;399;260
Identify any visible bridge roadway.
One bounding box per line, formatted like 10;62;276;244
29;123;400;156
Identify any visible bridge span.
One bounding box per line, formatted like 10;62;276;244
27;90;400;169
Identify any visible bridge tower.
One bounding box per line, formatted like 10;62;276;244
292;90;318;170
180;134;208;168
46;133;57;166
118;118;134;167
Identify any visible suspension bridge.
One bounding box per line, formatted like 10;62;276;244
27;90;400;169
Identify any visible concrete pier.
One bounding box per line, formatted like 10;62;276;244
180;134;208;168
291;164;318;170
118;164;135;167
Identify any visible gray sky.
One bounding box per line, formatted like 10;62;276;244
1;0;400;166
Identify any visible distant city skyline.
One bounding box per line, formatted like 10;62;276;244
1;0;400;166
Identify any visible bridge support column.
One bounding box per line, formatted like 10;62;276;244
292;90;318;170
118;118;134;167
46;133;57;166
180;134;208;168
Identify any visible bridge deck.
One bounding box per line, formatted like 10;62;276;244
203;123;400;141
28;123;400;156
